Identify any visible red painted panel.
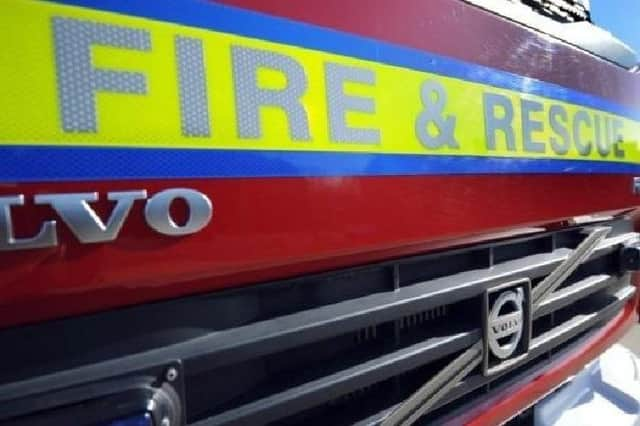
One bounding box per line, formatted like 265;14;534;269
1;174;638;327
215;0;640;107
2;0;640;328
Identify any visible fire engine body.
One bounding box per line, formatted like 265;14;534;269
1;0;640;425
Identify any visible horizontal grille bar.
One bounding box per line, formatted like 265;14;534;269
533;285;635;352
197;330;480;426
534;274;617;318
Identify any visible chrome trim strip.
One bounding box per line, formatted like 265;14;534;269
381;342;484;426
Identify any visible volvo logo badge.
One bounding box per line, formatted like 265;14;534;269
488;289;524;359
483;278;532;376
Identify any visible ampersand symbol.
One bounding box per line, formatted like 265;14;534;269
415;80;459;149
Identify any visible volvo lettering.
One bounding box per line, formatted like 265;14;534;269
0;188;213;250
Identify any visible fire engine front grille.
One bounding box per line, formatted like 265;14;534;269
0;218;637;426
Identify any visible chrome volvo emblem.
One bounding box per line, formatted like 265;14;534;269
487;288;524;359
0;188;213;251
482;278;532;375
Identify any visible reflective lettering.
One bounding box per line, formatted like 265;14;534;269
483;92;515;151
232;45;310;140
325;62;380;144
176;36;211;137
415;80;459;149
594;116;610;157
549;105;570;155
573;110;592;155
52;17;151;132
612;119;626;158
521;99;545;153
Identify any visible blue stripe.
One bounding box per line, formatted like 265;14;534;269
48;0;640;121
2;146;638;182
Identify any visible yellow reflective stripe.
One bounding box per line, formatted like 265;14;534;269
0;0;639;164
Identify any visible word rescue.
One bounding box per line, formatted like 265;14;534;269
1;2;639;163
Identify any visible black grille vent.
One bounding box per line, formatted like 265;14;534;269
0;219;636;426
519;0;590;22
